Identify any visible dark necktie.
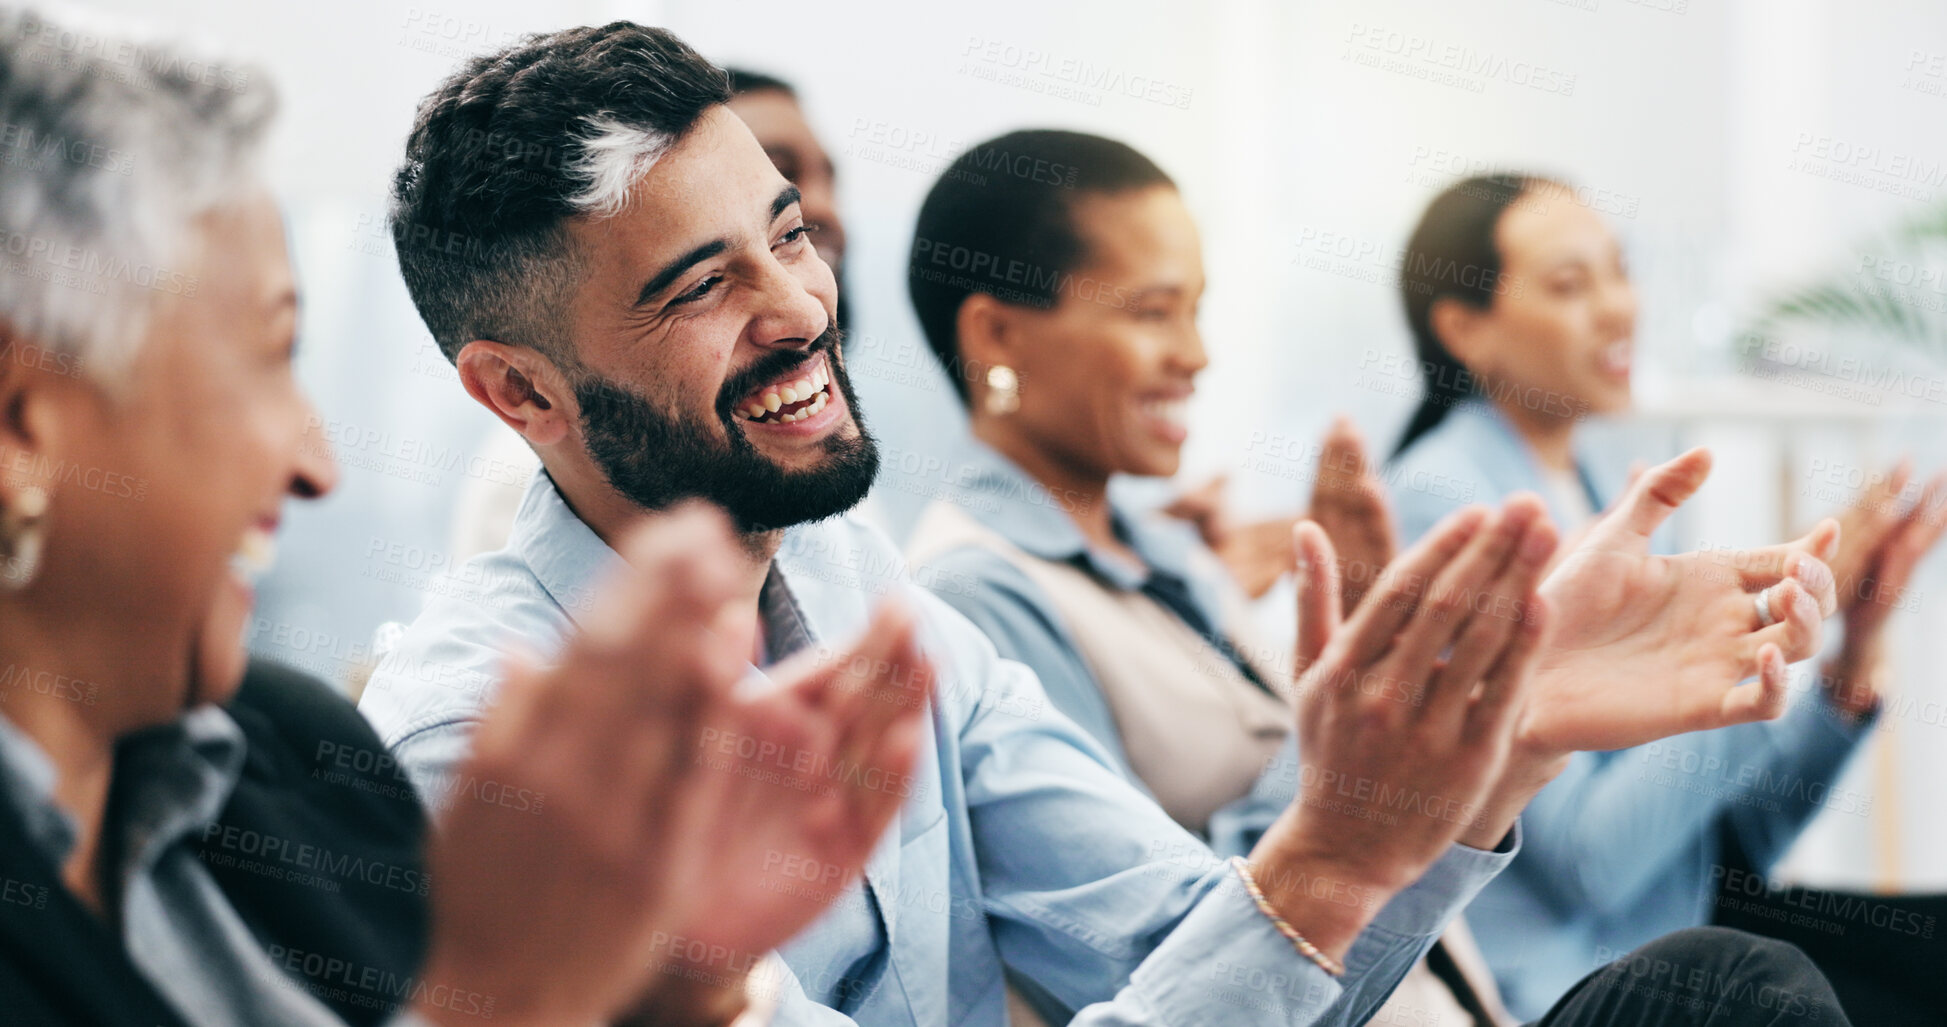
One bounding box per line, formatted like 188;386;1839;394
1132;566;1274;698
1425;938;1497;1027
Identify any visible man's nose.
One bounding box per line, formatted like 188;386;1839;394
749;256;831;348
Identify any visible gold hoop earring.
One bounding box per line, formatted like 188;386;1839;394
1;485;48;590
983;365;1020;416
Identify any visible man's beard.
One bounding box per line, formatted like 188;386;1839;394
574;326;880;534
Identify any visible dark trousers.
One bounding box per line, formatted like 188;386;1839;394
1529;927;1851;1026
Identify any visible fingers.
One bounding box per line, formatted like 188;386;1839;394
840;620;932;833
470;650;547;761
1221;515;1302;600
1293;520;1342;674
1728;523;1841;617
1466;596;1549;742
1385;496;1544;692
1718;642;1791;726
1336;504;1491;667
1859;460;1914;543
825;601;934;761
749;601;934;882
1428;509;1557;727
1876;473;1939;569
1313;416;1369;489
491;502;743;758
1844;470;1947;636
1161;475;1232;544
1880;470;1947;584
1311;420;1384;522
553;504;747;810
1309;420;1400;614
583;503;742;656
1848;459;1912;550
1332;482;1401;615
1801;517;1843;565
1586;447;1712;546
1747;577;1824;664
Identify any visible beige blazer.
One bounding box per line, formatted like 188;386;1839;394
908;501;1290;833
909;500;1517;1027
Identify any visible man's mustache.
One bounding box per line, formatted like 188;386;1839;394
715;324;846;420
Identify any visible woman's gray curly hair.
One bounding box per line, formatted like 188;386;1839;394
0;7;273;383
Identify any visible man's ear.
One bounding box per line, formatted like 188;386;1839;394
1429;297;1489;368
455;340;576;447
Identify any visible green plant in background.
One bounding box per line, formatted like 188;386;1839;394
1751;201;1947;354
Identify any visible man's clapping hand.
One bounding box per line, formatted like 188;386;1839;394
412;505;932;1027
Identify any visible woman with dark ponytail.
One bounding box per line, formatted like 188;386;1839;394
1386;174;1940;1019
1392;174;1547;460
1387;172;1630;543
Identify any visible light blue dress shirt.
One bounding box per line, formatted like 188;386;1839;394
358;469;1517;1026
1388;399;1874;1019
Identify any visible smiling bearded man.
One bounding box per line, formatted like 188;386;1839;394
360;20;1860;1027
573;320;876;532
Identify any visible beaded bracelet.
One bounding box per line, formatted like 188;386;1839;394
1228;856;1346;978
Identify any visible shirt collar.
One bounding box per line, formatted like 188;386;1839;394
507;468;843;661
108;705;247;886
0;709;77;862
1449;399;1613;508
511;468;625;629
0;703;245;878
941;436;1200;592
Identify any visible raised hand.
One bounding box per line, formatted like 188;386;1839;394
1161;474;1299;599
1251;497;1555;958
1163;417;1399;602
1160;473;1235;548
1306;416;1398;614
669;600;934;961
412;505;932;1027
1818;460;1947;716
1526;449;1840;753
414;505;750;1025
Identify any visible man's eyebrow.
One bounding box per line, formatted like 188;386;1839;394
634;239;729;307
772;184;802;220
630;187;804;308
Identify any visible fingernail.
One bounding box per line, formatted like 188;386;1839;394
1791;558;1831;591
1520;524;1554;562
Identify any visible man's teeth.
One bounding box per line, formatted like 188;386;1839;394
230;527;276;582
739;363;832;422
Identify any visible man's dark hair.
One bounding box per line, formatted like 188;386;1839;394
907;129;1174;404
389;22;730;369
724;67;795;97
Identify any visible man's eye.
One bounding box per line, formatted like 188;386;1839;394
779;225;812;247
672;274;723;305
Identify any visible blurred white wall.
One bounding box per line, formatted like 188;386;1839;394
81;0;1947;890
